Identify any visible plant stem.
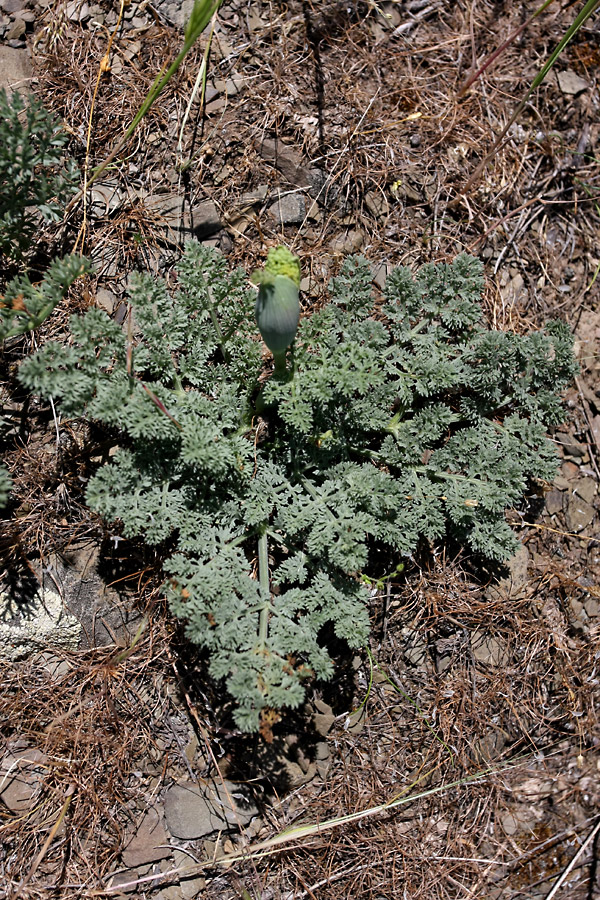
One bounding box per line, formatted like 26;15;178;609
273;349;288;377
258;527;270;647
66;0;222;208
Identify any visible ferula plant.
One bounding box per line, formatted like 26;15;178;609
19;242;577;731
0;88;88;505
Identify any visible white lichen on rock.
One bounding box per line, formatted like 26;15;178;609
0;586;81;660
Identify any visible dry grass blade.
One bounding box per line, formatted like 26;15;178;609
453;0;600;206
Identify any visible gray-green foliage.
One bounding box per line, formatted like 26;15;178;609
0;88;77;260
0;89;87;343
19;242;577;730
0;90;88;507
0;461;10;506
0;254;90;341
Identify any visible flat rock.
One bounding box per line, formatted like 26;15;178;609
122;807;171;868
545;490;563;516
0;580;81;661
163;779;257;840
258;137;312;188
187;199;222;239
95;286;119;315
553;69;589;96
313;699;335;736
573;476;597;504
65;0;90;22
89;179;125;217
171;849;206;899
138;192;222;242
0;747;47;813
164;0;194;28
6;16;25;39
583;596;600;618
565;494;595;533
471;630;509;667
331;229;365;254
269;193;306;225
498;805;541;836
364;190;389;219
555;432;587;458
0;44;32;95
0;0;25;13
487;544;529;600
49;540;144;650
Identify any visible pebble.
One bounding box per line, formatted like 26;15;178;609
121;807;171;868
566;494;595;533
545;490;563;515
65;0;90;23
269;192;306;226
0;0;25;14
163;780;257;840
5;17;25;39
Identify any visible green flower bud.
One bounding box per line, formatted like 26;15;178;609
255;274;300;354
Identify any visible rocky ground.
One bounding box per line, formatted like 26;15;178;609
1;1;600;898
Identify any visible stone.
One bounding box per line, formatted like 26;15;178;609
555;433;587;458
313;699;335;737
268;193;306;225
372;261;392;290
553;69;589;96
498;805;541;836
471;631;509;667
315;741;331;779
331;229;364;254
364;190;389;219
476;728;506;761
65;0;90;22
487;544;529;600
0;0;25;13
32;650;73;682
402;630;427;667
545;490;564;516
122;807;171;868
135;192;222;243
499;271;526;304
282;758;315;787
163;780;257;840
345;707;366;734
565;494;595;533
583;597;600;618
89;179;124;217
187;199;222;239
213;74;245;97
0;580;81;661
167;0;195;28
0;44;32;95
0;748;47;813
5;17;25;39
573;477;597;504
171;849;206;900
48;540;145;650
95;287;118;315
258;137;312;188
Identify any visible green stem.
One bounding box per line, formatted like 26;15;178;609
258;528;271;647
273;349;288;378
67;0;222;205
